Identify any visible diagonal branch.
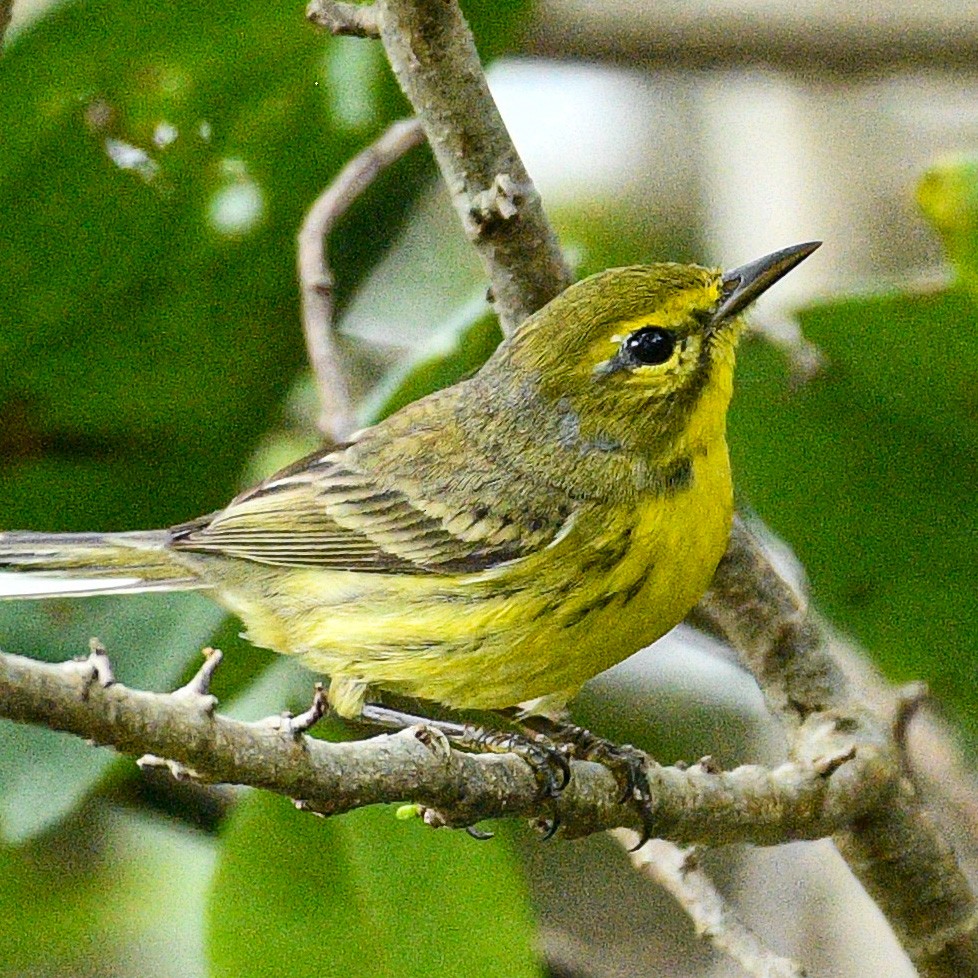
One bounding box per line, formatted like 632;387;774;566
371;0;572;335
613;833;808;978
691;520;978;977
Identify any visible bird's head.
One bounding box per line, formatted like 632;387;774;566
485;242;820;478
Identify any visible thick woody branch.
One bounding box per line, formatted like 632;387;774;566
371;0;572;334
837;802;978;976
690;519;978;978
0;647;893;846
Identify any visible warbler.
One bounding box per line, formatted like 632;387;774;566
0;243;818;723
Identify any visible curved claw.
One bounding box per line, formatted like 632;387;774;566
535;742;570;797
552;746;572;791
465;825;495;841
537;814;561;841
628;824;651;852
466;726;570;800
524;720;658;844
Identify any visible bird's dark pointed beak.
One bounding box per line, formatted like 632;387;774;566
711;241;821;325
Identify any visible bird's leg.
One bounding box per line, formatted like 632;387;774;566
504;710;656;847
358;702;571;803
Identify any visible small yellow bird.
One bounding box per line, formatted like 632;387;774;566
0;244;817;726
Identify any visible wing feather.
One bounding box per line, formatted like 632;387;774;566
169;450;563;575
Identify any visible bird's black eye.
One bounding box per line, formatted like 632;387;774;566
624;327;677;366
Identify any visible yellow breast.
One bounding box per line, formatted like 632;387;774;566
222;432;733;717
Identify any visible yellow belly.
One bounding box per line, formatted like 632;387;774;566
217;447;733;717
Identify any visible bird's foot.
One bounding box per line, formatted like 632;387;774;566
358;702;570;836
514;714;656;848
460;724;571;800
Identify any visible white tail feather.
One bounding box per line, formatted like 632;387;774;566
0;530;205;599
0;572;204;599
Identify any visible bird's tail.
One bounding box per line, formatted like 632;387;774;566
0;530;207;599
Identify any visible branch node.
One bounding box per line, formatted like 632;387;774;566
170;647;221;714
466;174;529;237
681;845;704;872
420;807;450;829
279;682;330;741
893;680;929;750
67;638;115;697
693;755;721;775
813;745;857;777
137;754;202;782
306;0;380;38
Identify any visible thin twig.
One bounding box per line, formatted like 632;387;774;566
613;832;809;978
297;117;425;442
306;0;380;38
0;0;13;51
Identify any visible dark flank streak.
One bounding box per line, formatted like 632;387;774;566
557;571;650;630
559;590;618;630
642;454;693;496
583;526;633;576
619;568;651;605
667;454;693;491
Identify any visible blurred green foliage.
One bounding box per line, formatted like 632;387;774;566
0;0;418;849
0;0;536;975
0;0;976;976
730;156;978;740
209;794;541;978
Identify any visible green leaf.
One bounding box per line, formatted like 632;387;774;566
917;155;978;298
800;289;978;456
208;792;543;978
0;0;417;839
0;593;226;841
729;287;978;739
0;0;416;533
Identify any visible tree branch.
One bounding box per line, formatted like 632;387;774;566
612;833;808;978
372;0;572;335
690;519;978;977
297;117;425;442
0;646;898;846
688;517;850;727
